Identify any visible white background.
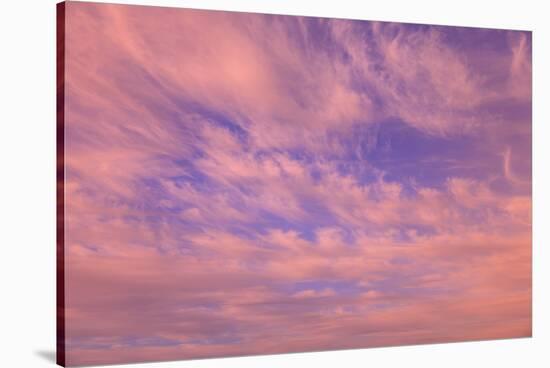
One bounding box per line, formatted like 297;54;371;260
0;0;548;367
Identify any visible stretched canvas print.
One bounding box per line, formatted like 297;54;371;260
57;1;532;366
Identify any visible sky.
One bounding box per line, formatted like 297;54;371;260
63;2;532;366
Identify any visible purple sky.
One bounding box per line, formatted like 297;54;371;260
62;2;531;366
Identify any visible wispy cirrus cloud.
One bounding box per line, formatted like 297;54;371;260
63;2;531;366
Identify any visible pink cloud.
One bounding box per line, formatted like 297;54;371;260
61;2;531;365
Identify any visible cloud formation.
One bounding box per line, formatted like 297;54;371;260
62;2;531;366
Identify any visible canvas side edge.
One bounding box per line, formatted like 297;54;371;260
56;2;66;367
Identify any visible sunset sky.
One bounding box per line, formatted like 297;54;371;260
62;2;531;366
